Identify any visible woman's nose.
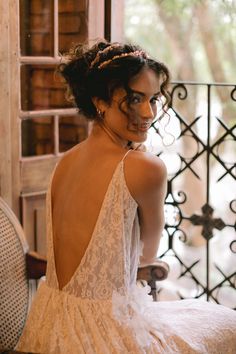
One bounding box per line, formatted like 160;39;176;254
140;102;155;119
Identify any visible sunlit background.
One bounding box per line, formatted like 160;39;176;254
124;0;236;307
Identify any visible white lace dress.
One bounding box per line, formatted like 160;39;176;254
17;157;236;354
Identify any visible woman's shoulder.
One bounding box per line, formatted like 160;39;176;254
51;142;85;193
124;150;167;201
127;149;167;183
55;141;85;171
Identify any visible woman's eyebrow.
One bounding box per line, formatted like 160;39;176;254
130;89;161;96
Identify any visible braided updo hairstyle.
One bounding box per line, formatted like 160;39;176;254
58;40;170;120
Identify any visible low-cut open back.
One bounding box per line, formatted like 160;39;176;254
50;151;134;291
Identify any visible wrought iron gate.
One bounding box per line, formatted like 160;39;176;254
151;82;236;309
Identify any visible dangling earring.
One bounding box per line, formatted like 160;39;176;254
97;108;104;120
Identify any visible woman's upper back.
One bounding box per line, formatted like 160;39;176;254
50;137;166;290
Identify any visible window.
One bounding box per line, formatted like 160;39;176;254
20;0;88;157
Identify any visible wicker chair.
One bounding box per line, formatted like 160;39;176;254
0;197;46;351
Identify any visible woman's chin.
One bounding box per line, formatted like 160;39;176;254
132;133;148;143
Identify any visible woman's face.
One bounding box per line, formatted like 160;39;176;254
102;67;161;145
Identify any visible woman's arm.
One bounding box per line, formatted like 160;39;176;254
125;151;167;265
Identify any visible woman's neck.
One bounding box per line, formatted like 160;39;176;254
90;121;130;149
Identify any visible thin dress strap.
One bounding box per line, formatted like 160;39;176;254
122;149;132;162
122;143;143;162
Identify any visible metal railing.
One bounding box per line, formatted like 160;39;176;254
150;82;236;309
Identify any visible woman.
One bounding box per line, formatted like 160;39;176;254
17;41;236;353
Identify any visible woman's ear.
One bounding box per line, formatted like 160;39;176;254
92;97;108;113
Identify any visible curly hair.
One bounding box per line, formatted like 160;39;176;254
58;40;171;120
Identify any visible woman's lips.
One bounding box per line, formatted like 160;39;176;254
138;128;149;132
132;123;152;132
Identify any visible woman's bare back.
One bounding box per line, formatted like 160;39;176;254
51;139;131;289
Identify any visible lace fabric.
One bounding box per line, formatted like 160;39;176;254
47;161;139;298
17;156;236;354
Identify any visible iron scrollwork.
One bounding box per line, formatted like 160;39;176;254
152;82;236;309
189;203;226;240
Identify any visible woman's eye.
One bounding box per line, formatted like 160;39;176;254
150;97;159;105
129;95;141;104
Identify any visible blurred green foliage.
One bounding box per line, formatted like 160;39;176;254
125;0;236;82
